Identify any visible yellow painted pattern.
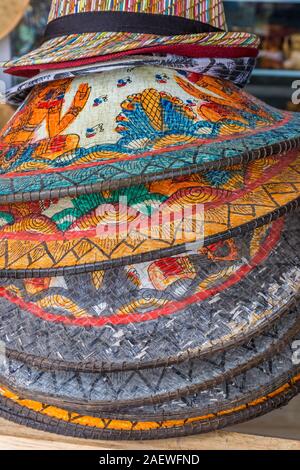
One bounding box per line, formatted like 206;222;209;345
0;374;299;432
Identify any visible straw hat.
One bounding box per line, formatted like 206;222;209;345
0;302;300;440
2;0;260;76
4;305;299;409
0;200;299;438
1;208;299;372
0;370;299;439
0;0;29;40
0;68;299;204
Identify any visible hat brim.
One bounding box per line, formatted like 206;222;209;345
1;210;299;372
2;31;259;72
1;304;299;411
0;367;299;440
0;149;299;276
1;69;299;204
5;56;257;104
23;339;300;423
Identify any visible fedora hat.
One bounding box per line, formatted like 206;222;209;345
0;0;29;41
0;69;300;203
2;0;259;76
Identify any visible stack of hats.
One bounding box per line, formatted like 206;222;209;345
0;0;299;441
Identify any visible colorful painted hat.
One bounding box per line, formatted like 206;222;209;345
0;69;300;203
0;201;299;438
0;150;298;276
0;160;299;440
2;0;259;76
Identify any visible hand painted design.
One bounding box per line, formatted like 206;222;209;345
117;77;132;88
155;73;170;84
186;99;197;107
0;79;91;170
176;72;278;129
0;219;280;321
86;123;104;138
93;95;108;106
0;210;299;376
113;86;278;155
0;71;282;178
0;150;298;274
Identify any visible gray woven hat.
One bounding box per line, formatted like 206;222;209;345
1;209;299;373
0;320;299;440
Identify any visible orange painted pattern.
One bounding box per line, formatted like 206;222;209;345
1;374;300;431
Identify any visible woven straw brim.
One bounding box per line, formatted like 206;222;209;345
1;210;300;372
1;304;299;411
41;346;300;422
0;150;299;277
0;370;299;440
2;31;259;71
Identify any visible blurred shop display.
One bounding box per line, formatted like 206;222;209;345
225;0;300;70
284;33;300;70
0;0;30;95
0;0;29;41
224;0;300;109
10;0;51;58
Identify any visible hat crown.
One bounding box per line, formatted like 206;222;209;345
48;0;226;29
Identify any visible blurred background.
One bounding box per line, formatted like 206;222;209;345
0;0;299;442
